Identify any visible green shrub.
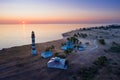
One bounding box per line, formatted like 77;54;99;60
69;36;79;44
64;49;73;55
50;45;55;49
56;54;66;58
104;49;108;53
93;56;107;66
72;75;77;80
79;33;88;38
78;56;108;80
74;34;78;37
45;45;55;51
110;45;120;53
112;41;118;45
45;47;50;51
61;43;66;46
98;39;105;45
15;63;24;67
85;42;89;45
79;67;98;80
54;52;59;56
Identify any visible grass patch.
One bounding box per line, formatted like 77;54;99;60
104;49;108;53
15;63;24;67
109;44;120;53
71;56;109;80
93;56;107;66
78;67;98;80
54;52;59;56
64;49;73;56
78;56;108;80
98;39;105;45
72;75;77;80
56;54;66;58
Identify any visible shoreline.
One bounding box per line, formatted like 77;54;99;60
0;38;64;51
0;38;65;53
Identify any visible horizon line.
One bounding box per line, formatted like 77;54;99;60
0;22;120;25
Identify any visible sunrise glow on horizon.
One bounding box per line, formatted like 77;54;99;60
0;0;120;24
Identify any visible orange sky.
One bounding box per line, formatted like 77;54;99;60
0;0;120;24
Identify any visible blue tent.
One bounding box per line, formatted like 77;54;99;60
78;46;86;51
61;45;74;50
47;57;67;70
61;41;73;50
61;45;68;50
81;44;87;48
78;47;84;51
78;44;87;51
41;51;53;58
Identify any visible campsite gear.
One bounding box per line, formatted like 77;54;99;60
47;57;67;69
61;41;73;50
41;51;53;58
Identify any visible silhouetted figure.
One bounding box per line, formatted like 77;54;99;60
31;31;37;55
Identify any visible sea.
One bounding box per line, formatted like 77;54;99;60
0;23;114;49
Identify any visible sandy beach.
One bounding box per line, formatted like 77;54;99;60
0;25;120;80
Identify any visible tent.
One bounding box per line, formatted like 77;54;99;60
47;57;67;69
41;51;53;58
61;45;68;50
78;44;87;51
81;44;87;48
78;47;84;51
78;45;86;51
61;41;73;50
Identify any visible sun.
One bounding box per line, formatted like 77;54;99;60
22;21;25;24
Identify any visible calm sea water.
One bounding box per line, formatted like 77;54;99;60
0;24;110;49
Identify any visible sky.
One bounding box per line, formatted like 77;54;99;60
0;0;120;24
